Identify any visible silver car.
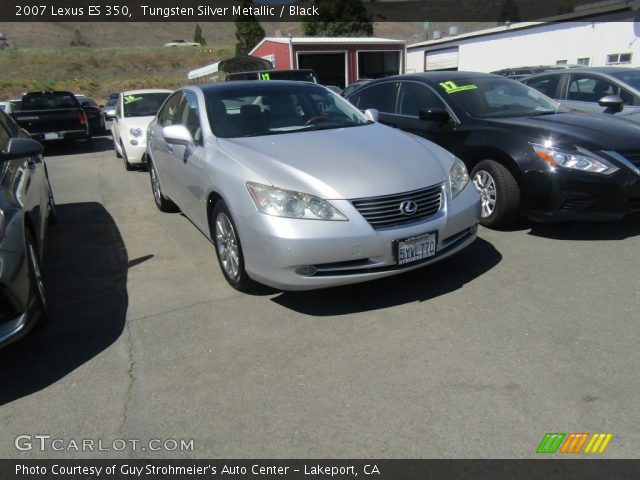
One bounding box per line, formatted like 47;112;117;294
146;81;480;291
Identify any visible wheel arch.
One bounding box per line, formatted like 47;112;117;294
464;148;524;186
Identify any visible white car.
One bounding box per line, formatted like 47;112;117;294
111;89;172;170
164;39;200;47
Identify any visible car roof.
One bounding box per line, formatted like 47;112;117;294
121;89;173;96
197;80;325;94
364;71;499;84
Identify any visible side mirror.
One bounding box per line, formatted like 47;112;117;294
598;94;624;112
99;104;104;109
163;124;193;146
419;108;451;123
364;108;379;122
1;138;43;160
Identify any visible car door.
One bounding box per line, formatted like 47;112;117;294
170;90;208;226
148;91;185;203
0;113;47;250
562;73;640;118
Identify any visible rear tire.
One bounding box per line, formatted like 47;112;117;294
148;159;179;212
471;159;520;229
212;201;255;292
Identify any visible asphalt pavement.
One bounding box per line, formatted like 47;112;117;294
0;133;639;458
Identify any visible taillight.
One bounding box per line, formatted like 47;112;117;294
78;110;87;125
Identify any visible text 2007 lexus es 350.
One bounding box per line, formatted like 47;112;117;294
146;81;480;291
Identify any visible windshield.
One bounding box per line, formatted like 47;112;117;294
205;84;369;138
609;70;640;91
436;77;560;118
123;92;170;117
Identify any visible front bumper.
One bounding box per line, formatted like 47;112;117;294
123;139;147;163
521;165;640;222
234;184;481;290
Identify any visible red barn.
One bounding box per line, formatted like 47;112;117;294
249;37;406;89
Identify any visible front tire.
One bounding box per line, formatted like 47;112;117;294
471;159;520;229
148;159;178;212
212;201;255;292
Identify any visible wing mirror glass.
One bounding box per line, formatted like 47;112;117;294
162;124;193;146
1;138;43;161
598;94;624;112
364;108;379;122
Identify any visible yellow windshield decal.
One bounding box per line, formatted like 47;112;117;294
260;72;271;80
124;95;143;104
439;81;477;94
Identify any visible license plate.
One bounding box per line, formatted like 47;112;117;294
44;132;59;140
396;232;437;265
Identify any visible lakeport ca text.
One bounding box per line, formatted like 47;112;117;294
16;464;381;477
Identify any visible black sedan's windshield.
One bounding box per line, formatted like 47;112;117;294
436;77;559;118
204;85;369;138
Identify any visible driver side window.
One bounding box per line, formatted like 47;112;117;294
179;92;203;145
397;82;445;116
158;93;184;127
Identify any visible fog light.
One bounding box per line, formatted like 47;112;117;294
130;139;139;146
470;223;478;234
295;265;317;277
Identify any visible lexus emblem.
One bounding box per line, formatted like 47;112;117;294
399;200;418;216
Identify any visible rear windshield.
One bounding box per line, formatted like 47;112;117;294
228;70;319;84
123;92;170;117
21;92;79;110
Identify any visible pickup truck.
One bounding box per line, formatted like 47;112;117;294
11;91;90;142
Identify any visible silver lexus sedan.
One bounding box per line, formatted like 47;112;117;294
146;81;480;291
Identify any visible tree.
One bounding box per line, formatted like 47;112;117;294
235;1;265;56
69;28;90;47
498;0;521;24
194;24;206;46
302;0;373;37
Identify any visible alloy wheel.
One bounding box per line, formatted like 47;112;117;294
215;212;240;280
473;170;497;218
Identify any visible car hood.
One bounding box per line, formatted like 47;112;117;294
485;112;640;150
217;123;452;199
120;116;155;130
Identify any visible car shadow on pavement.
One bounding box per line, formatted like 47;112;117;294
526;212;640;240
271;237;501;316
42;135;114;157
0;202;128;406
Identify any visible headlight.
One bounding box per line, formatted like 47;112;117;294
129;127;144;138
532;143;618;175
246;182;348;221
449;158;469;198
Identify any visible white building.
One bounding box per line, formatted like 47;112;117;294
407;1;640;73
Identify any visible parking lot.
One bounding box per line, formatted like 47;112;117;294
0;131;639;458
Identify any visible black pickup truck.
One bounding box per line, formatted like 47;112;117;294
11;91;90;143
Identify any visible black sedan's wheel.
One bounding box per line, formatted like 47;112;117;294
148;159;178;212
212;201;254;292
25;231;48;324
471;159;520;228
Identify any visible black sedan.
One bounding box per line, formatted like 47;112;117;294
75;94;106;135
0;110;55;348
346;72;640;228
